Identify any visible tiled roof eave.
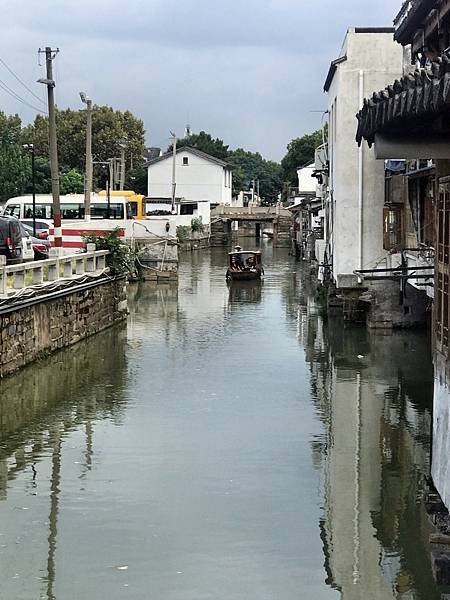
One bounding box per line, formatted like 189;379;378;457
394;0;432;45
356;50;450;146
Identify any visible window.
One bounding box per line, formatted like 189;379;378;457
21;220;49;231
90;203;124;219
180;203;197;215
383;207;404;251
4;205;20;218
25;204;53;219
129;201;138;217
61;203;83;219
183;157;189;166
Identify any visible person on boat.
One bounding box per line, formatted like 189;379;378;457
246;255;255;269
231;255;242;271
236;254;245;270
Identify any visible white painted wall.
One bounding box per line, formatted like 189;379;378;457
145;200;211;225
297;164;316;193
432;356;450;511
147;149;232;205
327;29;403;285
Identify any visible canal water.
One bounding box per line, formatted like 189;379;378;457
0;245;438;599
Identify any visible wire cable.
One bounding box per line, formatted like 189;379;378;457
0;56;46;106
0;77;47;115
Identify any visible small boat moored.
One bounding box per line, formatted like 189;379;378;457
226;246;264;281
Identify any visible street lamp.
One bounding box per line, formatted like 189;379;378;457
80;92;93;222
23;143;36;236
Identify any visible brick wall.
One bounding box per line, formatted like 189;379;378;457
0;277;127;377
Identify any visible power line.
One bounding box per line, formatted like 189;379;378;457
0;77;47;115
0;56;46;106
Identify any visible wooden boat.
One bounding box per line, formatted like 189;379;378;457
226;247;263;281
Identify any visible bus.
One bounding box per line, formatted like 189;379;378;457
1;193;143;221
97;190;146;219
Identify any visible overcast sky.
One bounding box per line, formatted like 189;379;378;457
2;0;397;161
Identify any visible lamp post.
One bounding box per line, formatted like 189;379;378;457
23;143;36;236
79;92;92;222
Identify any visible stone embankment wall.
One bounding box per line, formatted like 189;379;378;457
135;239;178;281
179;232;211;252
0;277;127;377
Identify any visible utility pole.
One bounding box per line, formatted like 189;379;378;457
251;179;255;205
38;47;62;248
108;159;114;217
110;157;121;190
80;92;92;222
170;131;177;212
256;179;260;204
119;142;126;191
106;169;111;219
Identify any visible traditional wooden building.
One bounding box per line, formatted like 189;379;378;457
357;0;450;511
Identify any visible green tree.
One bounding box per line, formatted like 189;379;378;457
0;111;29;201
228;148;283;203
21;106;146;173
168;131;229;160
125;165;147;195
281;129;324;189
31;157;52;194
60;168;84;194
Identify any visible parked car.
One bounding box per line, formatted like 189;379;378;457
18;222;49;260
0;216;26;264
18;222;35;262
20;218;51;240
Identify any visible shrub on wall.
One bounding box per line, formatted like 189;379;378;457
82;228;133;275
176;226;189;243
190;217;204;233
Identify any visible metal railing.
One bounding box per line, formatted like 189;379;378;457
0;249;109;297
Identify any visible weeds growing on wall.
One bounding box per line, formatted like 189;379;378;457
82;228;133;275
190;216;204;233
176;226;189;243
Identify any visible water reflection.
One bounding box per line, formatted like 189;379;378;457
0;325;128;599
296;276;437;598
0;247;440;599
227;280;263;304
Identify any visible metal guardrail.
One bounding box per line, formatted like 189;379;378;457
0;249;109;297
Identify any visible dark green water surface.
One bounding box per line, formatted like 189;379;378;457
0;246;438;599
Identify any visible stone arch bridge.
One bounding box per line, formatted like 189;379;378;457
210;205;291;247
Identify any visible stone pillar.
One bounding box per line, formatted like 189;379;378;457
273;220;278;245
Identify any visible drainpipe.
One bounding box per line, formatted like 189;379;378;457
358;69;364;274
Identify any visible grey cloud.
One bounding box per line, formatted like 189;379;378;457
1;0;399;160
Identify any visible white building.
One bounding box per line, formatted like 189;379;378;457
288;163;316;207
146;146;233;226
297;163;316;196
233;190;262;208
324;28;403;288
